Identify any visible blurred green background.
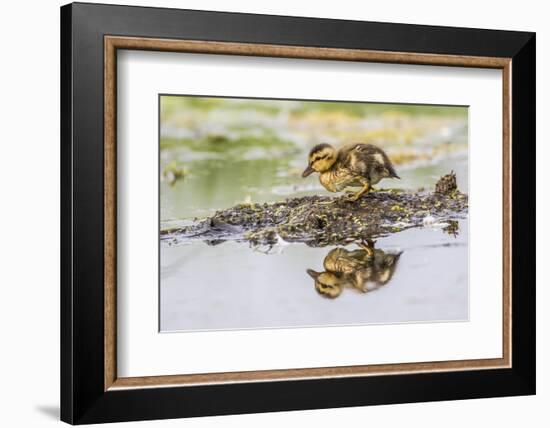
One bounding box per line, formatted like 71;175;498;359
160;96;468;225
159;95;469;332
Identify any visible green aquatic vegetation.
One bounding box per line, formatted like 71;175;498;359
161;95;469;121
443;220;460;237
162;96;284;117
160;133;295;153
162;96;224;113
390;204;406;212
290;101;468;119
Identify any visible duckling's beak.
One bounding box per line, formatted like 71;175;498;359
306;269;320;279
302;165;314;177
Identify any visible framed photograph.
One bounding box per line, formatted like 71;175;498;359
60;2;535;424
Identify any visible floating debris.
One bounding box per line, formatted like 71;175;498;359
161;160;186;186
161;172;468;248
435;170;457;196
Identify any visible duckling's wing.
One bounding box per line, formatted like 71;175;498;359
373;252;402;284
343;144;400;179
378;152;400;179
336;144;368;172
322;248;364;274
369;145;400;179
347;250;372;267
333;256;364;274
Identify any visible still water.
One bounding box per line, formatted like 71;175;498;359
160;152;468;332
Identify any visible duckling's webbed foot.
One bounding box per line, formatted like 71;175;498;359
345;192;362;202
345;182;371;202
358;239;376;257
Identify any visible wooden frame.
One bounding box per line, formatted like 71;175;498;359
62;2;535;424
104;35;512;390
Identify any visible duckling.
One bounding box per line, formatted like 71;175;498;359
323;239;377;274
302;143;399;201
306;240;402;298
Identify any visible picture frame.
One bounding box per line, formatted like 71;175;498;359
61;2;535;424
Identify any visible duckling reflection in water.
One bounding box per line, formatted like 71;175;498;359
302;143;400;201
307;240;402;299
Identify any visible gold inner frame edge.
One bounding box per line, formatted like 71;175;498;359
104;35;512;391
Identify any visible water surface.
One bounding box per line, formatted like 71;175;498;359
160;156;468;332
